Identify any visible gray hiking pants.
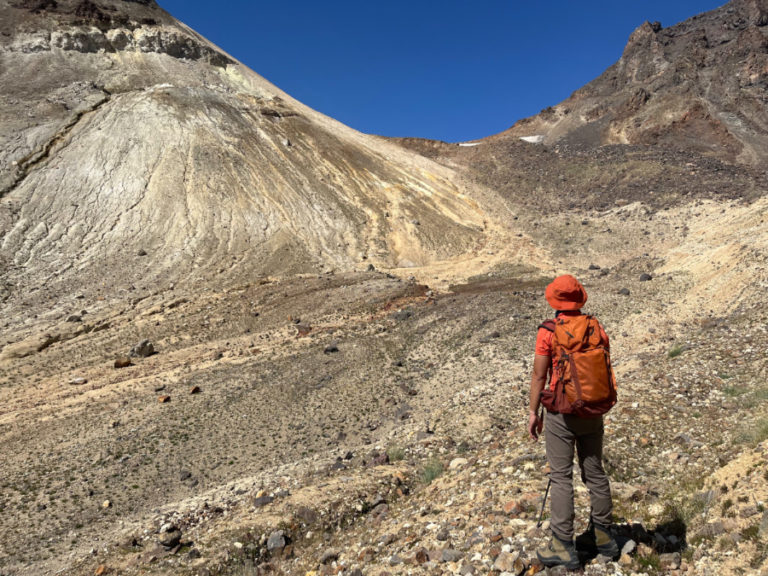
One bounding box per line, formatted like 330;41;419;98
545;412;612;541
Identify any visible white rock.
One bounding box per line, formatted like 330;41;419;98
449;458;468;469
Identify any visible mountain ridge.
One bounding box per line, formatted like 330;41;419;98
497;0;768;167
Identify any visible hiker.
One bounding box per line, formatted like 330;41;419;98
527;274;619;570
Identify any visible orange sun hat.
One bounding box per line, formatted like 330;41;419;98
545;274;587;311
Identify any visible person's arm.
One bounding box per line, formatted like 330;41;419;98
528;353;550;440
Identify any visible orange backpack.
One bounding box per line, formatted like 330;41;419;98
539;314;617;418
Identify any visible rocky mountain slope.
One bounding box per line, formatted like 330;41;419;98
497;0;768;168
1;1;767;575
0;0;505;317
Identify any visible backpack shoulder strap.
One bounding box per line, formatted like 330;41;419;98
538;319;555;332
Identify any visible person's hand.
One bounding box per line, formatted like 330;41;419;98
528;411;543;441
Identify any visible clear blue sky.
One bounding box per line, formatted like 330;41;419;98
157;0;726;142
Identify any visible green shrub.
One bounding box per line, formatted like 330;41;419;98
736;417;768;445
716;535;737;551
387;446;405;462
420;458;444;485
668;345;685;358
637;552;661;573
741;524;760;541
724;386;747;397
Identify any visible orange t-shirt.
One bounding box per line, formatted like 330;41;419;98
535;311;609;388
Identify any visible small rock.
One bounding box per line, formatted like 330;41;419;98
618;287;630;296
320;549;339;564
392;309;412;321
440;549;463;563
370;494;386;508
130;339;155;358
595;553;612;564
621;539;637;556
459;563;475;575
102;500;111;509
69;377;88;385
388;554;403;566
694;520;726;540
503;500;523;515
369;453;389;466
588;263;601;270
295;506;318;525
414;547;429;564
618;553;632;566
67;314;82;322
114;357;132;368
323;342;339;354
190;386;201;394
158;395;171;403
267;531;287;554
527;558;545;574
157;529;182;549
253;495;274;508
659;552;681;570
137;249;147;256
639;273;653;282
493;550;520;572
94;565;108;576
449;458;468;469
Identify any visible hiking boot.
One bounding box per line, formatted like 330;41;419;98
593;523;619;559
576;520;620;559
537;534;580;570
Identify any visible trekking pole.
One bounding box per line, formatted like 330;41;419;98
537;477;551;528
536;406;550;528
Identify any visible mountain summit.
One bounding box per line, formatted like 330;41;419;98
502;0;768;166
